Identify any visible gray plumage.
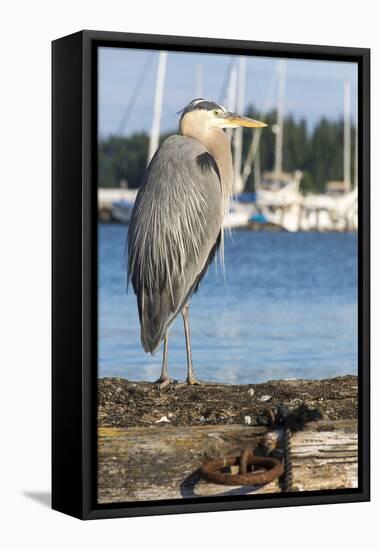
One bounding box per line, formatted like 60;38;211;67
126;98;266;386
128;135;222;353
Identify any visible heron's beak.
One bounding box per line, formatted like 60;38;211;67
223;112;267;129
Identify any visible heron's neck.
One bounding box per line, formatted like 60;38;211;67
203;128;234;201
180;117;234;207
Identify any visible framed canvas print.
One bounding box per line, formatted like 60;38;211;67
52;30;370;520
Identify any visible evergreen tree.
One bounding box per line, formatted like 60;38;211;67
98;108;356;194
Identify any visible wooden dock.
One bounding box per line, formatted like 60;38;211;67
97;376;358;504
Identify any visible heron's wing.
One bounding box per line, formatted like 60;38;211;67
128;135;223;353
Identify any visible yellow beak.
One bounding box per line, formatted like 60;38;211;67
223;113;267;128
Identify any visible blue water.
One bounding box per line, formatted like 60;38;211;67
99;225;357;383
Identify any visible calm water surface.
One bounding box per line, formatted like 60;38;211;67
99;225;357;383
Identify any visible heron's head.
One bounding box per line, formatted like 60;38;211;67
179;98;267;136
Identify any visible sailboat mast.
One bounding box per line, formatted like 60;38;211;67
225;62;238;144
233;56;246;193
344;80;351;189
241;63;279;189
274;60;286;180
148;51;168;164
226;63;237;112
253;146;261;189
354;118;358;189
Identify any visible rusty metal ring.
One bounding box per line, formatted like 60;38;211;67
239;447;255;475
200;455;284;486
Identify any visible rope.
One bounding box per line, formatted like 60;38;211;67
282;426;293;492
258;403;321;493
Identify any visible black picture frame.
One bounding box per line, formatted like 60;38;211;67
52;30;370;520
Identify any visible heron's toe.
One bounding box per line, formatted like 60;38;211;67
186;378;206;386
155;377;174;390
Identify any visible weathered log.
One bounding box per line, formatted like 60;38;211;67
98;419;357;504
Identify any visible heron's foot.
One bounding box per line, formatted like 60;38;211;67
188;377;206;386
177;377;205;386
154;377;175;390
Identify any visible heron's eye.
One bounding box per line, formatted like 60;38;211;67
213;109;221;116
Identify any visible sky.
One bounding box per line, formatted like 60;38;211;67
98;47;358;139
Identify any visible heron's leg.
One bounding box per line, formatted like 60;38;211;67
155;334;172;389
182;303;204;385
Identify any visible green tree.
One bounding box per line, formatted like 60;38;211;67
98;110;356;195
98;133;149;188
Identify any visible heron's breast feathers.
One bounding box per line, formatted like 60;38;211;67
128;137;223;309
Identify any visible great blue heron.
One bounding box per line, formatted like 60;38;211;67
128;98;266;387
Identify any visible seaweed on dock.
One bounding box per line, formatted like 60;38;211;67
98;375;358;428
